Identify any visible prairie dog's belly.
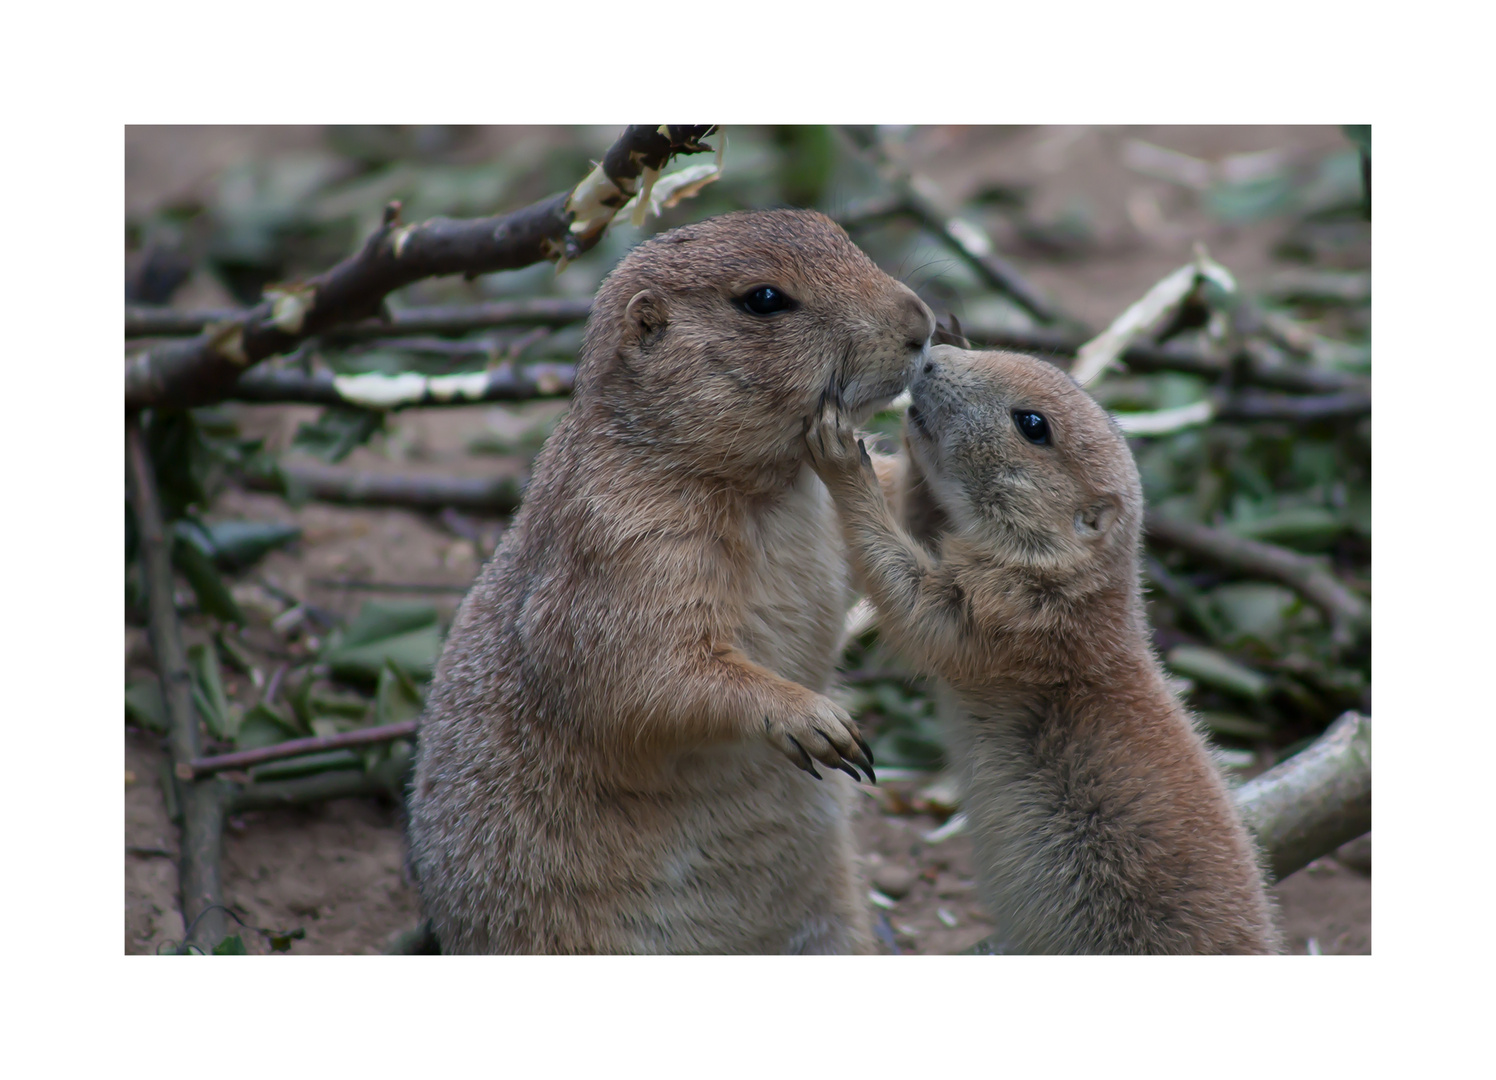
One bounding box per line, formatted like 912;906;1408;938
617;466;858;952
625;742;857;952
737;464;850;691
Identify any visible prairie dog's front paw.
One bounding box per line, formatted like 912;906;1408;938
805;394;875;493
764;693;876;784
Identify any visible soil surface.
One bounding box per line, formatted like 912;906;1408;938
125;125;1369;955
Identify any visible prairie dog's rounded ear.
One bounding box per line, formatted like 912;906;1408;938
1074;495;1122;541
623;289;667;346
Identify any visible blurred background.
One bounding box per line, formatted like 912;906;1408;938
125;125;1370;954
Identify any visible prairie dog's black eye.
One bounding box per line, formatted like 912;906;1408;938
1013;410;1050;445
738;285;796;316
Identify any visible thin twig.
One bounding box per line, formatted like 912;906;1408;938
1145;513;1369;646
247;463;525;514
125;126;715;411
126;418;229;948
836;126;1064;325
189;721;419;778
1235;711;1371;882
126;297;593;340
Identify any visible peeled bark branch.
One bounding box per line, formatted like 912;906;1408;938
247;462;525;514
125;125;714;412
1145;513;1369;645
126;419;228;949
958;322;1362;395
126;297;593;340
229;362;575;409
1235;711;1372;882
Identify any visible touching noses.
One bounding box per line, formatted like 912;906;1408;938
896;284;936;353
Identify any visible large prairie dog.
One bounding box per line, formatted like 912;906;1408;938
805;345;1281;954
407;209;934;953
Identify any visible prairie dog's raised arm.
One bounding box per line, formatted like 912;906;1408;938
807;346;1281;954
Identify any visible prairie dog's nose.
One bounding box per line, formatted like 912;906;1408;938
923;342;959;376
894;282;935;352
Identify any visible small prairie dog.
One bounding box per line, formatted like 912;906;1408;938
806;345;1281;954
407;209;934;953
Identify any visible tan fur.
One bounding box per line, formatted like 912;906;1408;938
806;344;1282;954
407;210;934;953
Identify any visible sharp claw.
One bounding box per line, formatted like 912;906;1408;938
854;732;875;766
787;736;822;780
845;735;877;784
858;438;872;469
832;760;863;783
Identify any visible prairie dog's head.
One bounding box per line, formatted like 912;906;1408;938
580;209;933;476
906;345;1142;576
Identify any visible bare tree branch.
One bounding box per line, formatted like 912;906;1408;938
1215;388;1370;423
246;462;525;514
1235;711;1371;882
956;322;1364;395
1145;513;1369;646
229;362;574;409
126;297;592;339
189;721;418;778
126;418;228;949
125;125;715;412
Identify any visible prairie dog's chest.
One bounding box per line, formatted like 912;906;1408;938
737;465;850;688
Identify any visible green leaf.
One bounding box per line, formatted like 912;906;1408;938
322;601;443;683
1206;172;1297;222
211;934;249;955
292;406;383;463
187;641;234;740
126;678;169;734
1166;645;1271;702
337;601;440;648
1207;583;1301;647
172;534;244;624
1226;506;1343;549
1198;711;1276;741
250;749;364;782
324;626;442;683
235;703;301;751
189;520;302;570
309;691;373;719
374;660;425;727
265;927;306;952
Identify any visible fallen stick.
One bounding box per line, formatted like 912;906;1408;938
126;297;592;339
958;322;1362;395
1144;513;1369;646
835;126;1064;325
126;418;229;949
1071;245;1235;386
247;463;524;514
1234;711;1371;882
229;362;575;409
125;125;715;411
189;721;419;778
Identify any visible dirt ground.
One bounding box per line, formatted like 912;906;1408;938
125;125;1369;955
